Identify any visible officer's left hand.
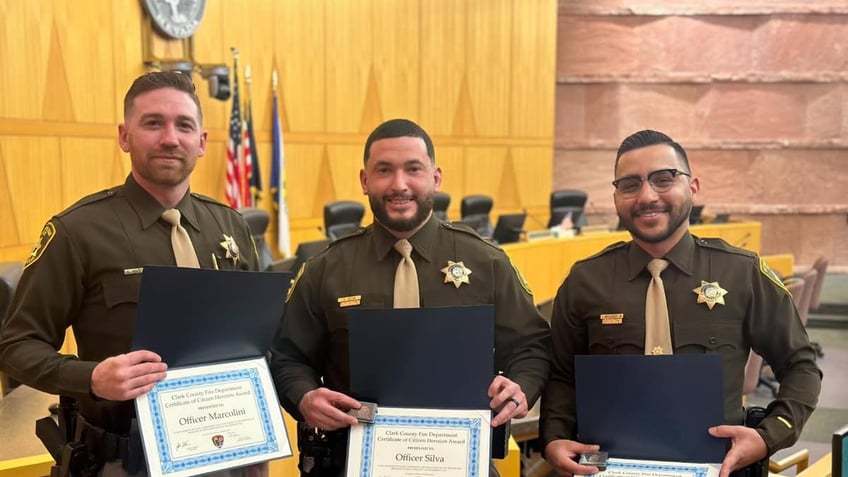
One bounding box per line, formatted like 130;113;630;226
488;375;527;427
709;424;768;477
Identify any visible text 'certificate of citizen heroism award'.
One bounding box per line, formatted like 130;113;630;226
347;407;491;477
131;267;295;477
136;358;291;477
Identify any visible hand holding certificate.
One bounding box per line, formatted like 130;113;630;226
132;267;295;477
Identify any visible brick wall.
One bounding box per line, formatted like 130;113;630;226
554;0;848;270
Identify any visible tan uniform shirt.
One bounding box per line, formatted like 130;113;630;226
0;175;258;433
540;232;821;454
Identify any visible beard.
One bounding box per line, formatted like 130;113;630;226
370;191;434;233
618;196;692;244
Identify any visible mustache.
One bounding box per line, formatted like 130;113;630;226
384;194;415;201
632;205;669;216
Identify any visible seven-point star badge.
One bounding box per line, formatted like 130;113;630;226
441;261;472;288
219;234;240;265
692;281;728;310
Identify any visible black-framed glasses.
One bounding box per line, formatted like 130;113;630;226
612;168;691;198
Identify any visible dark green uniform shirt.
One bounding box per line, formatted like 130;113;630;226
540;232;821;454
0;175;258;434
269;215;551;421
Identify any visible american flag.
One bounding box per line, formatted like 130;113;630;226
244;92;261;207
224;54;242;209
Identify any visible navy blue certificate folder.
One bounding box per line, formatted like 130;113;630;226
346;305;494;409
132;266;293;367
575;354;726;463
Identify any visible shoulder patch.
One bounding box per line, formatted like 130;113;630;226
286;262;306;303
24;221;57;270
759;257;790;294
511;262;533;296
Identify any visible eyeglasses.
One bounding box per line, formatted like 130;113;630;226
612;168;691;198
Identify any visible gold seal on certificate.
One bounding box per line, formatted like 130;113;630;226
346;407;491;477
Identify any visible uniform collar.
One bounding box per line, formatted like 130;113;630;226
124;174;198;231
626;231;696;280
372;214;439;264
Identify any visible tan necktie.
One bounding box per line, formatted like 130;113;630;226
161;209;200;268
393;239;420;308
645;258;673;355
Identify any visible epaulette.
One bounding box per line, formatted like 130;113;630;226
56;187;118;217
191;192;229;208
692;236;757;260
326;227;367;247
441;222;502;252
577;240;628;263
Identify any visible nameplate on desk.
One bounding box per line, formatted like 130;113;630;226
526;229;555;241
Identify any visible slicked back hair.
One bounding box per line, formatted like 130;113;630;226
363;119;435;166
123;71;203;124
615;130;690;175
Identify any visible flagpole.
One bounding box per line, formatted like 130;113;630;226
244;63;253;207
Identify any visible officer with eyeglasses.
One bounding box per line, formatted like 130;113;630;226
540;130;821;477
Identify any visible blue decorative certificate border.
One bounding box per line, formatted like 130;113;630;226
145;368;279;474
359;415;482;477
600;460;710;477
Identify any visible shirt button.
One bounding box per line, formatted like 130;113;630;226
709;337;717;344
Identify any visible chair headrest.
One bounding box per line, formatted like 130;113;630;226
324;201;366;226
238;207;270;235
550;190;588;208
460;195;493;218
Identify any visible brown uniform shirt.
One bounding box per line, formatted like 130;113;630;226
540;232;822;454
269;215;551;421
0;175;258;434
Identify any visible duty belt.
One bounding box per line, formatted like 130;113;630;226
77;416;143;474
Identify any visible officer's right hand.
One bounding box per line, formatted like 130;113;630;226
299;387;360;431
544;439;601;477
91;350;168;401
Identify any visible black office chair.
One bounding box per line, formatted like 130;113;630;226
291;239;332;272
323;201;366;240
239;207;274;271
459;195;494;238
548;189;588;229
0;261;23;395
433;191;451;221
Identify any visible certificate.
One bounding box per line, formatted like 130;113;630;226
346;407;491;477
135;357;292;477
580;458;720;477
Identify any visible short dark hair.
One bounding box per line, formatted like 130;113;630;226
123;71;202;124
363;119;435;165
615;130;690;174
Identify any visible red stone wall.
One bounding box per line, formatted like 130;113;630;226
554;0;848;270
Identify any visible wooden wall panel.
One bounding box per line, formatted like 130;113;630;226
273;1;326;133
325;0;373;134
511;0;558;138
420;0;467;136
371;0;421;125
466;0;512;137
1;137;62;246
0;0;557;262
0;2;53;120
